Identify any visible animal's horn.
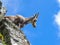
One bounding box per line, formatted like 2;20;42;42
35;12;39;18
32;12;39;28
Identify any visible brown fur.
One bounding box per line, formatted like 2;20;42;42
4;15;26;28
4;14;38;28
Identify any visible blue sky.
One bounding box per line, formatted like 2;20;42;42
2;0;60;45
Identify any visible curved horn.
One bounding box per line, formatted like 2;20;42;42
34;12;39;18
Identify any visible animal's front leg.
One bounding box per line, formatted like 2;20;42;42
19;23;21;28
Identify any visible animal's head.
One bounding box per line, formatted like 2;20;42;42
31;13;39;28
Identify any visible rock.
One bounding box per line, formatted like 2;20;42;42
0;18;30;45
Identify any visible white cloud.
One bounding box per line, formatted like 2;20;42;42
54;11;60;38
57;0;60;3
54;11;60;27
54;0;60;38
57;0;60;7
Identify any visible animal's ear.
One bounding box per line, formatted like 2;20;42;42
33;12;39;19
35;12;39;18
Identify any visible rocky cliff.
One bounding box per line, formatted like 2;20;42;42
0;18;30;45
